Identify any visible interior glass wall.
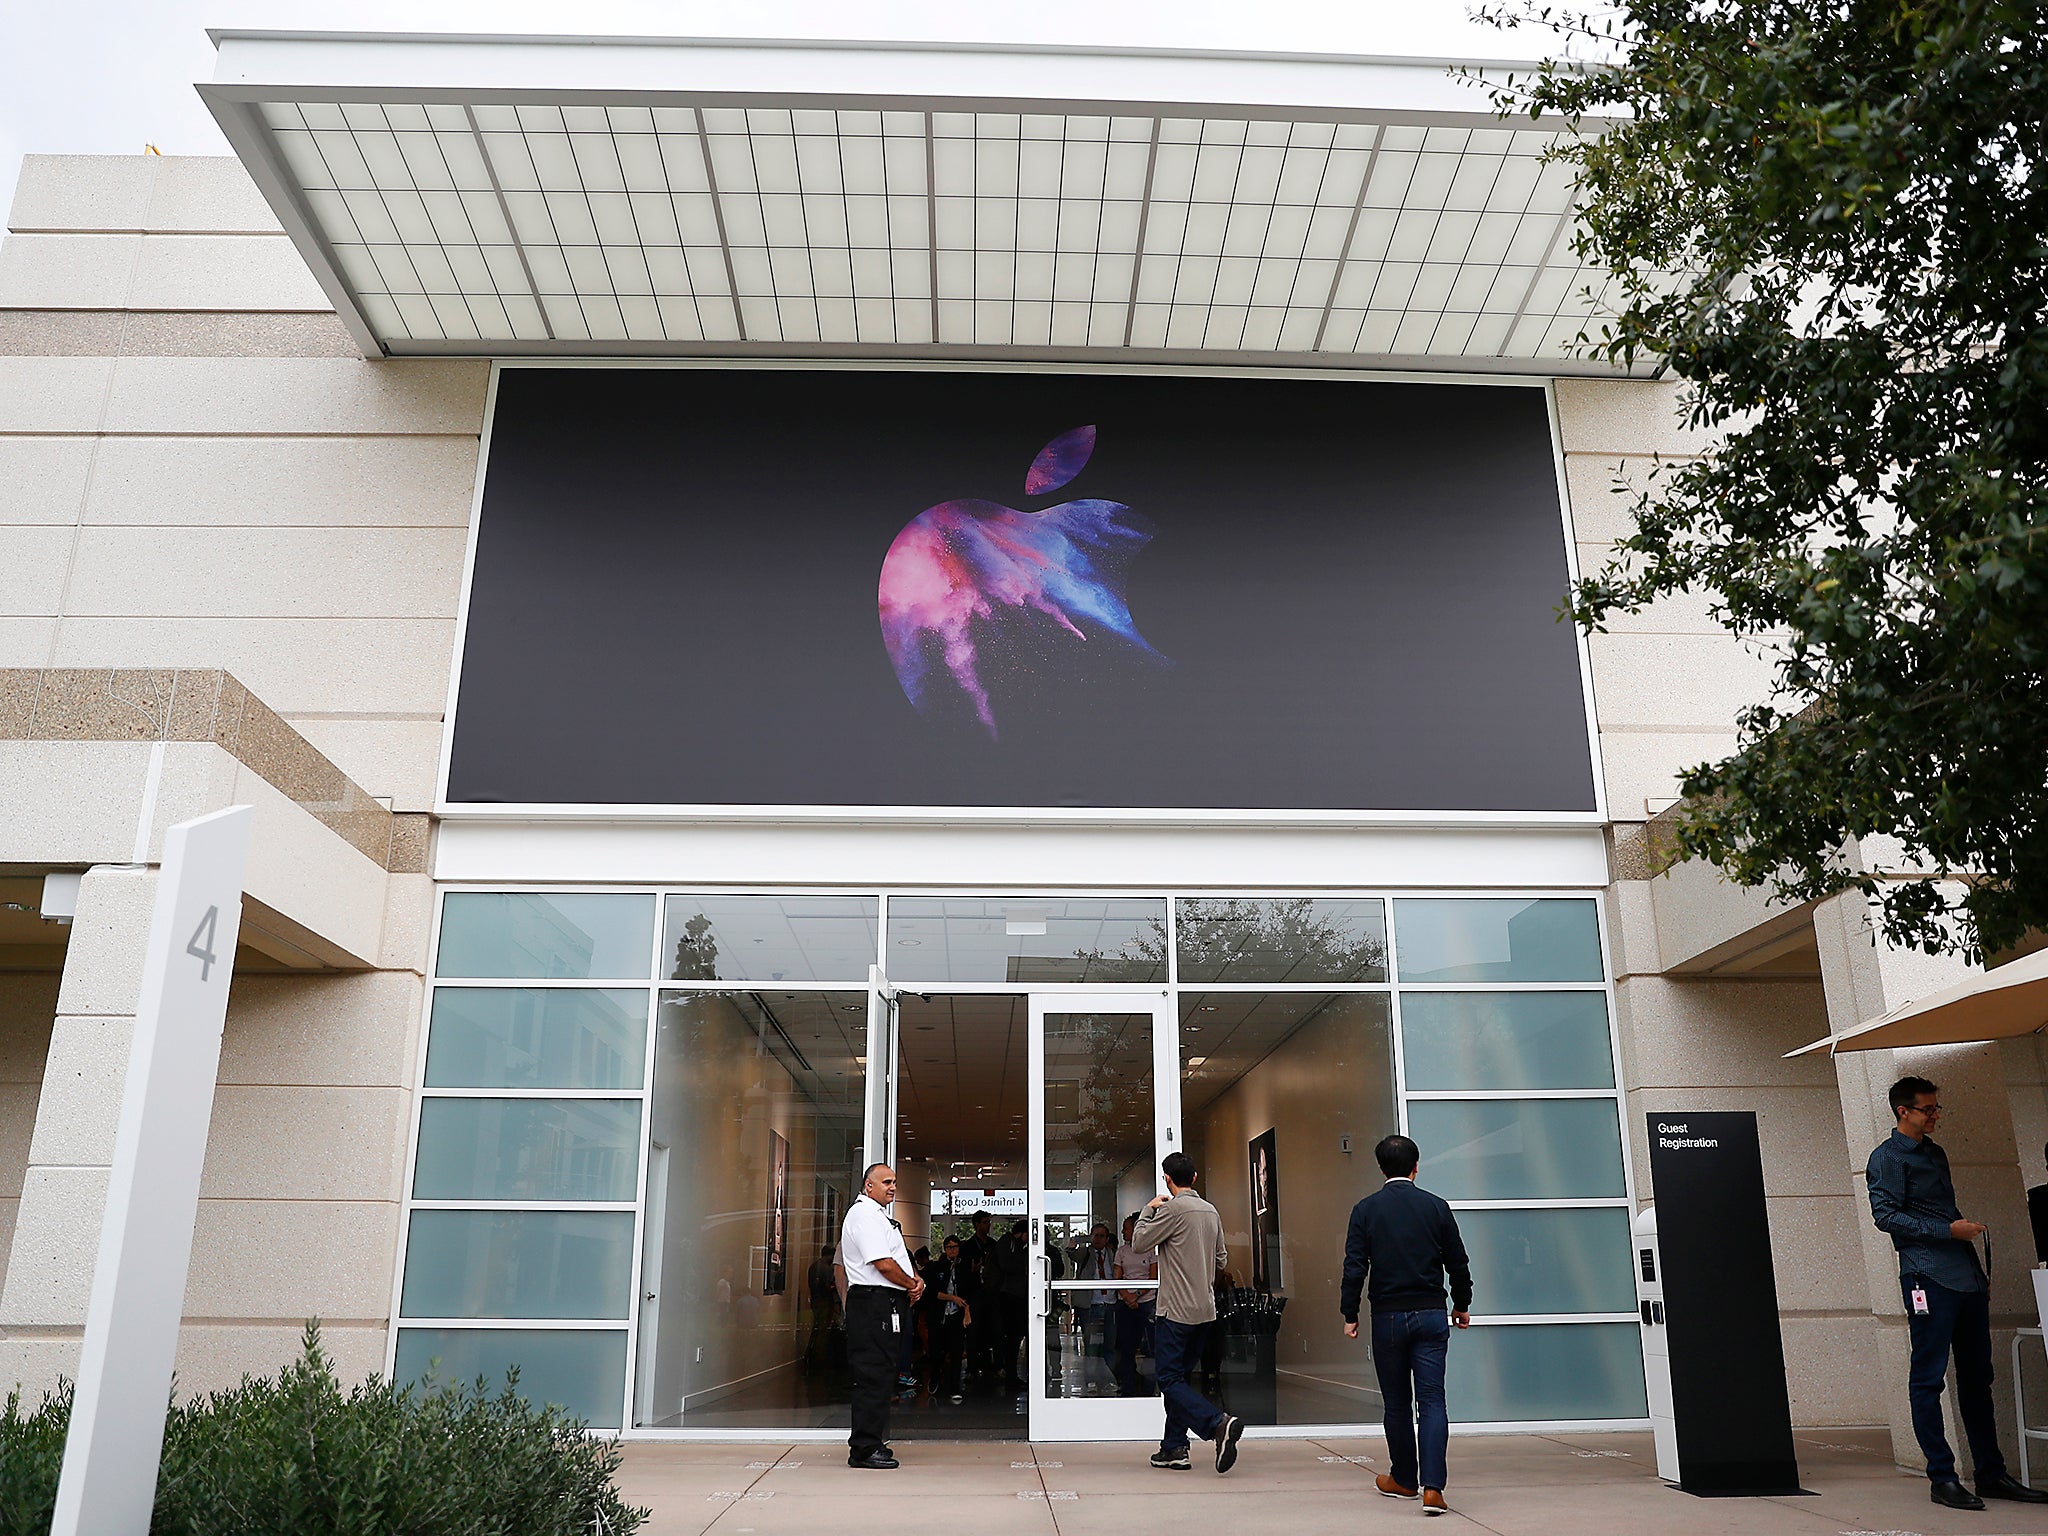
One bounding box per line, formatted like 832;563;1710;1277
396;887;1640;1434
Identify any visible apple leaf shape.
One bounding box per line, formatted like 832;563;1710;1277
1024;425;1096;496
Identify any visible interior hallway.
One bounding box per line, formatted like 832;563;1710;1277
613;1429;2048;1536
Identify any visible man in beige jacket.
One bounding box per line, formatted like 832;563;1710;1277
1130;1152;1246;1474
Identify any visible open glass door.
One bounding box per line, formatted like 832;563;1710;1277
1028;988;1179;1441
864;965;896;1172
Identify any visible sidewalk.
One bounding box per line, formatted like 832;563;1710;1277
615;1429;2048;1535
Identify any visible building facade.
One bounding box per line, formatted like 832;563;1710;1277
1;31;2043;1459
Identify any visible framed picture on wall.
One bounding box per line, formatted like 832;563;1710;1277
1249;1128;1282;1292
765;1130;790;1296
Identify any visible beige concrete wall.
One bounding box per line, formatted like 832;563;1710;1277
0;154;469;1395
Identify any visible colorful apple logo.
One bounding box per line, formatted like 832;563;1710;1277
877;425;1168;738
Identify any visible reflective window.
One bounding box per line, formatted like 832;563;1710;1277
1181;992;1398;1423
886;898;1167;983
1446;1323;1648;1421
423;988;647;1090
636;991;866;1429
400;1210;636;1319
1406;1099;1626;1201
1394;899;1602;983
436;893;654;980
1174;898;1387;983
1400;992;1614;1091
1456;1207;1636;1315
662;895;879;982
393;1328;628;1429
413;1099;642;1202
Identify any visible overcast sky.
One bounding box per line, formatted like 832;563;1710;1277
0;1;1560;217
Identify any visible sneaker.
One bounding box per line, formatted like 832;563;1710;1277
1151;1447;1192;1470
1376;1473;1420;1500
1214;1416;1245;1474
1422;1489;1448;1517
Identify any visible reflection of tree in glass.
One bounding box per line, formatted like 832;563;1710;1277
1048;1014;1152;1170
1173;898;1386;982
671;913;720;980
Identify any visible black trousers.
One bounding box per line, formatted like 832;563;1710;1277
846;1285;903;1457
926;1310;966;1393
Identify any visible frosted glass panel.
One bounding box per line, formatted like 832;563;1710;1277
887;897;1166;982
394;1327;627;1428
1447;1323;1647;1421
1457;1207;1635;1314
424;987;647;1089
437;892;654;979
1395;898;1602;982
1400;992;1614;1090
1174;897;1387;982
413;1099;641;1201
1407;1099;1625;1200
401;1209;635;1319
663;894;878;981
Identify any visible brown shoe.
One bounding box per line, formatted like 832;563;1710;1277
1422;1488;1448;1516
1376;1473;1420;1499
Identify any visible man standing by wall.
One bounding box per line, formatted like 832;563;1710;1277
1866;1076;2048;1510
840;1163;924;1469
1341;1135;1471;1518
1131;1152;1246;1474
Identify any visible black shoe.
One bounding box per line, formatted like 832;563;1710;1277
1214;1415;1245;1474
1151;1447;1191;1470
849;1450;900;1469
1931;1479;1985;1510
1979;1472;2048;1503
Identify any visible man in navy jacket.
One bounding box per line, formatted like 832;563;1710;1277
1341;1135;1471;1517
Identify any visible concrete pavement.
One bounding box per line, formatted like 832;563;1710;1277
614;1429;2048;1535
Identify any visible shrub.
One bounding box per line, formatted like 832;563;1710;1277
0;1323;647;1535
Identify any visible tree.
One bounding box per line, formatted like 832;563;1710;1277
1482;0;2048;959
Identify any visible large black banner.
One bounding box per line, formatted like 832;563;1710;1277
446;367;1596;811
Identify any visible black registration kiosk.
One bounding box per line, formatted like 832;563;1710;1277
1646;1111;1804;1495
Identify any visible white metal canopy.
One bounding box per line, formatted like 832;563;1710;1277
1786;945;2048;1057
200;31;1632;372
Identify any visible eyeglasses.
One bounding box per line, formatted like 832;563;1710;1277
1905;1103;1943;1117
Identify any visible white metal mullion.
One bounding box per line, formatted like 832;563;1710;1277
922;111;941;344
512;118;593;336
689;108;747;341
831;111;866;343
1422;149;1513;354
1497;184;1580;358
784;117;824;340
1279;125;1338;314
1120;117;1162;347
407;114;495;339
1311;122;1383;353
463;106;555;340
346;106;441;340
1353;130;1423;343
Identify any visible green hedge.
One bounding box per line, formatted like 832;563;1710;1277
0;1324;647;1535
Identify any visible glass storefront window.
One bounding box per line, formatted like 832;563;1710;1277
886;897;1167;983
1400;991;1614;1091
1446;1323;1648;1422
400;1210;636;1319
1394;898;1603;983
423;987;647;1090
1406;1099;1627;1201
436;892;654;980
1174;897;1387;983
412;1099;642;1202
1456;1207;1636;1315
661;894;879;982
393;1328;628;1430
635;991;866;1429
1180;992;1398;1423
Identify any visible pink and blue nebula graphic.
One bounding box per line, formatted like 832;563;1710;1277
878;426;1168;737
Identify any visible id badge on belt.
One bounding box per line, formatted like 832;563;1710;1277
890;1309;901;1333
1910;1286;1930;1315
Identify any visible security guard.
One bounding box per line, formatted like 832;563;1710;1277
840;1162;924;1468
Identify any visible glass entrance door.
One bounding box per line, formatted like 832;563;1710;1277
1028;989;1179;1441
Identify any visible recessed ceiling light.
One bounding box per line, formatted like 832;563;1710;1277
896;938;922;947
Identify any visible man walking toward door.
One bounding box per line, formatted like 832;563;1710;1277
1131;1152;1246;1474
840;1163;924;1468
1342;1134;1471;1517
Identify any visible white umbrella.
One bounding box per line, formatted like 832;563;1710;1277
1785;944;2048;1057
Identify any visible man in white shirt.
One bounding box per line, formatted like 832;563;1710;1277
1114;1211;1159;1397
840;1162;925;1468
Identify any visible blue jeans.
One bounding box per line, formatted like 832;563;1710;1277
1903;1277;2005;1483
1153;1317;1225;1453
1372;1308;1451;1492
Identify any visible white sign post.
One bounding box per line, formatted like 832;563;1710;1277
51;805;254;1536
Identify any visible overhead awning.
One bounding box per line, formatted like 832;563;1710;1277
198;30;1639;372
1786;946;2048;1057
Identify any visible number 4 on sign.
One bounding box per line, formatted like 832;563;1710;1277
186;906;220;980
